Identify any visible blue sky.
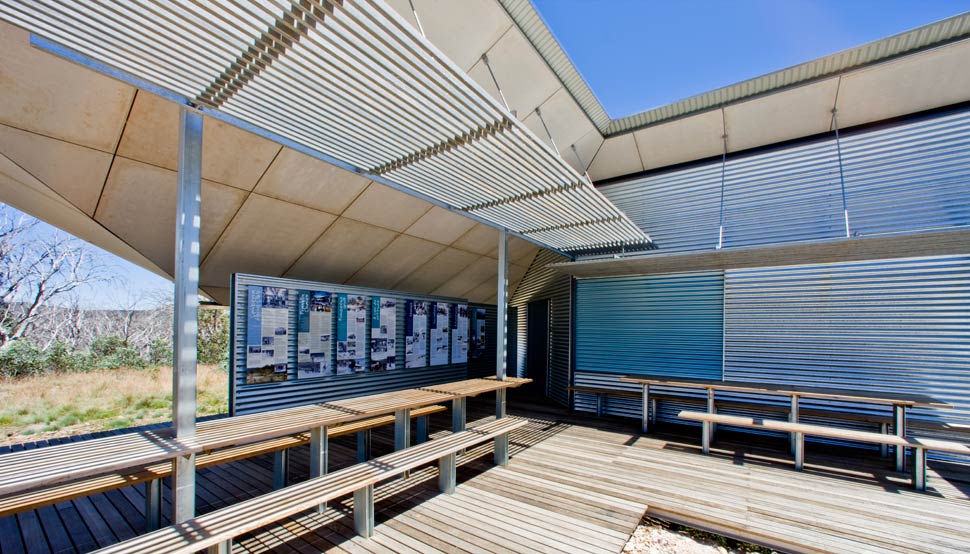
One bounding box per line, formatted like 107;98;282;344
532;0;970;117
9;1;970;308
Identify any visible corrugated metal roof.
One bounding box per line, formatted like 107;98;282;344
501;2;970;137
0;0;649;254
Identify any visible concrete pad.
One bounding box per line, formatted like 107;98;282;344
286;218;397;284
403;206;478;245
453;223;500;255
725;78;839;152
393;247;481;294
588;134;644;181
341;182;432;231
836;40;970;128
0;124;111;215
254;147;370;215
634;109;724;170
199;194;335;287
432;255;498;298
117;92;281;191
0;21;134;152
348;234;445;290
95;157;247;276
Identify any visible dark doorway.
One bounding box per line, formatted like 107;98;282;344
526;299;549;396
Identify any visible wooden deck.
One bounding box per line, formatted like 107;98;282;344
2;393;969;554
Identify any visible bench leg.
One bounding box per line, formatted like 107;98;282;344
172;452;195;524
912;447;926;491
789;395;799;457
702;388;714;452
649;398;657;427
273;449;288;490
353;484;375;538
144;478;162;532
641;384;650;433
357;429;372;462
879;422;889;458
439;452;457;493
595;393;604;416
494;389;509;466
396;408;411;478
452;397;466;432
794;432;805;471
310;426;328;512
206;540;230;554
894;405;907;472
416;415;430;444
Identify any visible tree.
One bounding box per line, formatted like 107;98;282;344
0;207;113;349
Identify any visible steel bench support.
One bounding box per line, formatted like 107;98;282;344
641;384;650;433
272;449;288;489
353;484;375;538
396;408;411;478
789;395;800;456
144;478;162;532
357;429;372;462
701;388;715;454
912;447;927;491
416;415;430;444
439;452;457;494
495;389;509;466
310;426;328;512
452;397;466;432
894;405;907;472
207;541;230;554
880;422;889;458
794;431;805;470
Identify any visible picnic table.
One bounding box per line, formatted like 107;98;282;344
0;376;531;523
619;374;952;471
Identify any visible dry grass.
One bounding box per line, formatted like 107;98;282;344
0;364;228;447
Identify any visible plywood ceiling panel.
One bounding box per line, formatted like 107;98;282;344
348;234;445;290
634;109;724;171
467;28;561;119
725;78;839;152
836;39;970;128
286;217;397;284
0;124;111;215
96;157;247;276
253;147;370;215
587;134;644;181
199;194;336;288
411;0;512;72
403;206;478;245
393;247;480;294
341;182;432;232
432;255;498;298
117;92;280;191
0;21;133;153
453;223;501;256
522;87;597;154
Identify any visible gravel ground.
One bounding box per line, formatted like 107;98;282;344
622;517;781;554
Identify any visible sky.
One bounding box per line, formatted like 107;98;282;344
531;0;970;117
7;1;970;308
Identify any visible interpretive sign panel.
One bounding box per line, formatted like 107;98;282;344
451;303;468;364
245;285;289;384
370;296;396;371
297;290;332;379
405;300;429;368
337;294;367;374
430;302;450;366
471;307;487;359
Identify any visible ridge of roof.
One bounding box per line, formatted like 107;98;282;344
500;2;970;137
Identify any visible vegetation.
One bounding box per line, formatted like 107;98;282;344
0;364;228;445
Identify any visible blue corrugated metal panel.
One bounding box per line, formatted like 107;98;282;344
724;255;970;425
597;107;970;256
575;272;724;378
230;274;469;415
842;109;970;237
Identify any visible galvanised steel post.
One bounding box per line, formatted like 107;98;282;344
495;232;509;466
172;107;202;523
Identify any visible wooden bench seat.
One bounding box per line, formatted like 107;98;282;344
678;410;970;491
91;417;528;554
0;404;446;520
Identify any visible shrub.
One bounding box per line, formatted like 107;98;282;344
198;308;229;367
148;338;172;367
0;340;46;377
45;341;92;373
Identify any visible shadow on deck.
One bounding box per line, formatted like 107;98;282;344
2;392;969;553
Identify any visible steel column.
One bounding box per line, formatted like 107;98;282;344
353;484;375;538
144;479;162;531
172;107;202;523
273;449;288;489
495;388;509;466
496;231;508;381
310;426;328;512
894;405;907;472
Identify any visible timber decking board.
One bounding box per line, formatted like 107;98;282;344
2;395;969;554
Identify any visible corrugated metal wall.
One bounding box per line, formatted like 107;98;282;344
230;274;483;415
724;255;970;424
509;250;571;405
599;106;970;253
